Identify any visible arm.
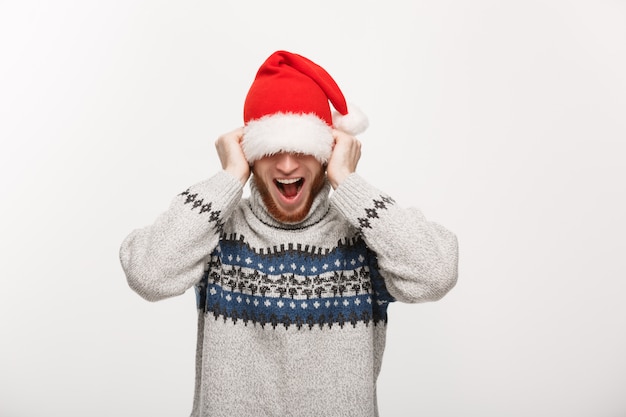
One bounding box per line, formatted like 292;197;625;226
331;174;458;303
119;128;250;302
327;131;458;303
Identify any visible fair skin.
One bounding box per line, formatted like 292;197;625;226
215;127;362;220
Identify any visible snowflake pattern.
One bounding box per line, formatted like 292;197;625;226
180;188;224;231
356;195;396;230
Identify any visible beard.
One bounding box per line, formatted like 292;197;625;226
253;168;327;224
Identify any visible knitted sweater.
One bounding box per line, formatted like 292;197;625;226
120;170;458;417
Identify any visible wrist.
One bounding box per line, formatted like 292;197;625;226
328;169;351;190
224;166;250;185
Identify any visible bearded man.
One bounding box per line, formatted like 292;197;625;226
120;50;458;417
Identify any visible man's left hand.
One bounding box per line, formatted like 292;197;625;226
326;129;361;189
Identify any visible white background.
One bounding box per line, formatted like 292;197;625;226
1;1;625;416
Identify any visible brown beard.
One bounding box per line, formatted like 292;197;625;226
253;169;326;223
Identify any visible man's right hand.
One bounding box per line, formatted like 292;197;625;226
215;127;250;184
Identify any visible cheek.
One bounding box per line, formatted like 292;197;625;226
252;166;270;184
306;161;324;177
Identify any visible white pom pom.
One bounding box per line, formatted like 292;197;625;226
332;103;369;135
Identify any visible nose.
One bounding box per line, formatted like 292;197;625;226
275;153;299;174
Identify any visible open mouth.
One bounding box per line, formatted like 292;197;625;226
274;178;304;198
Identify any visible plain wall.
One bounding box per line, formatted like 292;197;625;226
1;1;625;416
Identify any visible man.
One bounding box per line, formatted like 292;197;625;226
120;50;458;417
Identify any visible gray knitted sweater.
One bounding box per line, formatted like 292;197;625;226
120;170;458;417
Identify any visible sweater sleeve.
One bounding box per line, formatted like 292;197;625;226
330;173;458;303
119;171;244;302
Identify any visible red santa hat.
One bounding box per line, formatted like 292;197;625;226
242;50;368;164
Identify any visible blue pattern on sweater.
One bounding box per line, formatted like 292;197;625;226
216;233;370;274
195;234;395;329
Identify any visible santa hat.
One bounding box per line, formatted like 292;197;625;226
242;50;368;164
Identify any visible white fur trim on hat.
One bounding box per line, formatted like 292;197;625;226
243;113;333;164
332;103;369;135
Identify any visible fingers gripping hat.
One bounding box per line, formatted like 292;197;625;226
242;50;368;164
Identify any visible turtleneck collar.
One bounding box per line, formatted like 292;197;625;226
247;176;332;230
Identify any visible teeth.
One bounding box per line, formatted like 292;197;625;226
276;178;301;184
